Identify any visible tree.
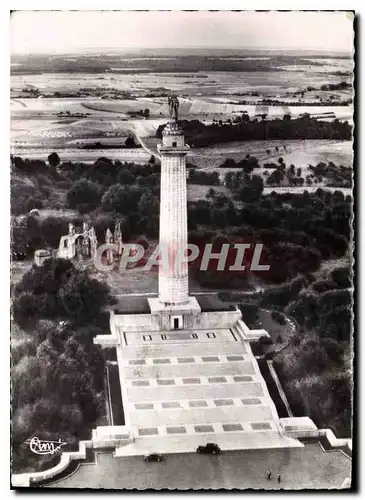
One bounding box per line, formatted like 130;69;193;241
331;266;352;289
117;168;135;185
26;197;44;212
66;179;102;211
206;188;216;200
41;217;69;248
138;190;159;216
25;215;44;251
102;184;142;214
48;152;60;167
125;136;136;148
266;169;282;185
13;258;111;325
13;292;40;327
59;273;109;323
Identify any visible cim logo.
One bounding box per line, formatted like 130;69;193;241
29;437;67;455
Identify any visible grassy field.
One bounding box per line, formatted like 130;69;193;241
191;139;353;171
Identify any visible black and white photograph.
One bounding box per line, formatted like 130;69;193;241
10;9;354;490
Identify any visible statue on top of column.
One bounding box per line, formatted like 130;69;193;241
168;95;179;121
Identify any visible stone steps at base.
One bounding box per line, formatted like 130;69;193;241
114;431;303;457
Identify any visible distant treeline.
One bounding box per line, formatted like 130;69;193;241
230;99;352;106
157;115;352;147
79;137;141;150
307;81;352;92
11;53;351;75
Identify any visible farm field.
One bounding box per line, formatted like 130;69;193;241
11;147;151;164
11;54;353;193
11;96;352;170
187;183;352;203
11;54;353;97
191;139;352;171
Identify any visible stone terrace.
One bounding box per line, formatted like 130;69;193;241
112;326;302;455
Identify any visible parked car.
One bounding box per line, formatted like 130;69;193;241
144;453;165;462
196;443;221;455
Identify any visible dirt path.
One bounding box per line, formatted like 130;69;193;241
11;98;27;108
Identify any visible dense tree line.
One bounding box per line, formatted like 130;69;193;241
274;332;351;437
187;168;220;186
188;188;351;284
13;258;111;327
60;156;160;189
11;155;162;240
12;258;112;472
157;116;352;147
221;155;260;172
11;156;66;215
254;260;352;438
234;98;352;107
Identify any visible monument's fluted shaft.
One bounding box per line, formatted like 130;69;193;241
157;122;190;305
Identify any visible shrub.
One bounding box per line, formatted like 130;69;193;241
48;152;60;167
271;311;286;325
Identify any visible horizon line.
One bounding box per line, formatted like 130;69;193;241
11;47;352;55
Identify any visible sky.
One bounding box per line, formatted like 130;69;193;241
11;11;354;54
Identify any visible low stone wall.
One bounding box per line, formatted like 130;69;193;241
235;320;270;342
11;440;92;488
192;309;241;329
319;429;352;450
92;425;133;449
110;311;159;332
280;418;352;452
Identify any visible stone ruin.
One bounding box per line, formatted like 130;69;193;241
57;221;123;261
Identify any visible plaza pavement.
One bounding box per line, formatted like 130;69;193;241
47;443;351;490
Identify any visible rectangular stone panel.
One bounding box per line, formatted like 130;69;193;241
134;403;154;410
188;400;208;408
166;333;195;340
201;356;220;362
194;425;214;433
129;359;146;365
222;423;243;432
161;401;181;409
166;426;187;434
131;380;150;387
138;428;159;436
153;359;171;364
214;399;234;406
183;378;201;384
234;375;253;382
227;355;244;361
157;379;175;385
251;422;272;430
177;357;195;363
208;376;227;383
241;398;262;405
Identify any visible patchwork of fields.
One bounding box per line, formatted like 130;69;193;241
11;55;353;193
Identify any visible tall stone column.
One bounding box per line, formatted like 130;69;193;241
157;122;190;305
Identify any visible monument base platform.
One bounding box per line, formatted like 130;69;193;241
148;296;201;315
